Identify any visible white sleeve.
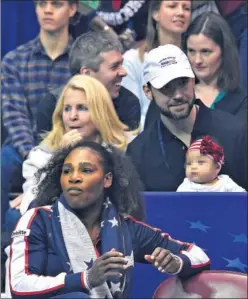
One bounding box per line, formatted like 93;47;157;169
122;49;142;100
20;148;52;215
122;49;150;129
225;176;247;192
10;208;87;299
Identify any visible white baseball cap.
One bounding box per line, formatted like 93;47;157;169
143;44;195;89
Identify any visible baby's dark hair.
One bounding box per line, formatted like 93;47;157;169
34;140;145;220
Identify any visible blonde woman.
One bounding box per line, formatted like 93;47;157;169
11;75;136;215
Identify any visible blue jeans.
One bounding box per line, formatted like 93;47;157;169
227;4;248;91
1;145;23;231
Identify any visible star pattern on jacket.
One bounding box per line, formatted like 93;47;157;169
84;258;94;270
103;198;112;209
108;217;118;228
125;250;134;268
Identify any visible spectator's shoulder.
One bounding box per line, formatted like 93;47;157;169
29;144;53;155
230;88;248;109
217;109;246;132
219;174;232;183
202;104;246;134
127;121;157;151
123;48;139;60
18;206;52;225
35;205;53;214
38;87;61;109
230;87;248;99
123;48;143;69
50;87;63;99
119;86;138;100
2;37;38;62
208;109;247;150
24;145;53;170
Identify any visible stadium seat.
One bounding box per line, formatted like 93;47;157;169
153;270;248;298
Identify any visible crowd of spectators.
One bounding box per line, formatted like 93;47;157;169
1;0;247;297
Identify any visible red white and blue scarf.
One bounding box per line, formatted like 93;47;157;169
52;194;134;298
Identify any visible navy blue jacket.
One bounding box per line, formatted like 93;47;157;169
10;207;210;299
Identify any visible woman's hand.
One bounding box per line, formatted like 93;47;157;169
144;248;182;274
10;194;24;210
60;130;83;148
87;249;130;288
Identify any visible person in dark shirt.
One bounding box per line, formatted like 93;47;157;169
215;0;247;90
37;31;141;140
127;44;247;191
185;12;247;118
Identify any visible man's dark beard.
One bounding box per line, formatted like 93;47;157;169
158;95;196;120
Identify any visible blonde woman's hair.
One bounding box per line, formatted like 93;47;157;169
41;74;133;151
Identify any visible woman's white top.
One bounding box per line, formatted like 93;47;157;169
122;48;150;130
20;145;53;215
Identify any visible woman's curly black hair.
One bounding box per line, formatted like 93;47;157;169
34;140;145;220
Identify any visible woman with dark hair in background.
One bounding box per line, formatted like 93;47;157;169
9;140;210;299
122;0;192;130
185;12;247;119
214;0;247;91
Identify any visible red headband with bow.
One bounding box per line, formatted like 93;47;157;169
188;136;224;166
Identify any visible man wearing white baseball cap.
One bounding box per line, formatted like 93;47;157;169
143;44;195;90
143;44;196;125
126;44;247;191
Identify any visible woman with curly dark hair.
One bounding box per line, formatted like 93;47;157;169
9;141;210;299
34;140;144;219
